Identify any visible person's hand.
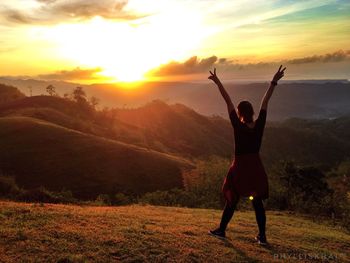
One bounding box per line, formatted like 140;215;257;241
208;68;220;84
272;65;286;83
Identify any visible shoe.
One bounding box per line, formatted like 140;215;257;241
208;228;226;239
255;234;268;245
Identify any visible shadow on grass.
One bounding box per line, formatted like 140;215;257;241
209;234;261;263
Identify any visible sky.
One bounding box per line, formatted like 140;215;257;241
0;0;349;83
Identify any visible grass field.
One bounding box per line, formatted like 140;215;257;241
0;201;349;262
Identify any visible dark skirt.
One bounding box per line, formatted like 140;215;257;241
222;153;269;205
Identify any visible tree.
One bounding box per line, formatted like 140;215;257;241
46;85;57;96
280;162;333;214
72;87;87;103
327;160;350;224
63;93;70;100
89;96;99;109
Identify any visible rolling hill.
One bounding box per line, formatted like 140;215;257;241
0;83;25;104
4;95;349;171
0;116;192;199
113;100;233;158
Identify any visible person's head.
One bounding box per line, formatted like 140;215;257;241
237;100;254;123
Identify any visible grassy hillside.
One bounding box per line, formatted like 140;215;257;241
0;84;25;104
0;94;349;181
0;201;349;262
0;95;149;148
1;94;349;169
0;96;234;158
114;100;233;158
0;116;192;199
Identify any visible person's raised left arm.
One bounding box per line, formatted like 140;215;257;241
260;65;286;111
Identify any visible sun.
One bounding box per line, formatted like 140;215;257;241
38;6;209;83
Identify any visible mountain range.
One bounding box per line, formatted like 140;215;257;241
0;83;349;198
1;77;349;120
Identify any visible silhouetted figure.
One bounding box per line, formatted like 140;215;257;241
208;66;286;245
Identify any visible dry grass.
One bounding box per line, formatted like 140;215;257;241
0;201;349;263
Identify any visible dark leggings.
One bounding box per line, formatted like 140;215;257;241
219;196;266;236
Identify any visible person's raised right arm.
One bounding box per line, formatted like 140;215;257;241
260;65;286;111
208;68;235;115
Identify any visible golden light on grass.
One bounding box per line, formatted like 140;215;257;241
1;201;349;261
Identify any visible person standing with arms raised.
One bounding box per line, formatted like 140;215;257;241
208;66;286;245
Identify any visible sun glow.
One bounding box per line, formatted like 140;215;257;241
35;6;209;82
2;0;350;81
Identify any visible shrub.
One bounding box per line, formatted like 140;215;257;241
16;187;77;204
0;175;21;197
95;194;111;205
185;156;231;209
113;193;132;206
17;187;60;203
279;162;334;215
51;189;76;204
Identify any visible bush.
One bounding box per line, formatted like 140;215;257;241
16;187;77;204
0;175;21;197
279;162;334;215
113;193;132;206
51;189;76;204
327;160;350;230
184;156;231;209
17;187;60;203
95;194;111;205
0;172;77;204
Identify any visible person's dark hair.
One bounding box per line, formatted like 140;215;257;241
237;101;254;123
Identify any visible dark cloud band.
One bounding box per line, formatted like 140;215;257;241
148;50;350;77
38;67;102;80
286;50;350;64
148;56;218;77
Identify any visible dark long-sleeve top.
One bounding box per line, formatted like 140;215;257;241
229;109;267;156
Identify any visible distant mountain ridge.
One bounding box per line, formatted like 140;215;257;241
1;77;349;120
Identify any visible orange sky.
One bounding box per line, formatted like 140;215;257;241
0;0;349;82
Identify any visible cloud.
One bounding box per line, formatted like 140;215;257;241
285;50;350;64
148;50;350;77
1;0;144;25
147;55;273;77
38;67;102;80
148;56;218;76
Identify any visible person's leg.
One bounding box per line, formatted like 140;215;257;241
219;196;240;232
252;197;266;237
209;193;239;238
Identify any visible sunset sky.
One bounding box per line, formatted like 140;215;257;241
0;0;349;83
